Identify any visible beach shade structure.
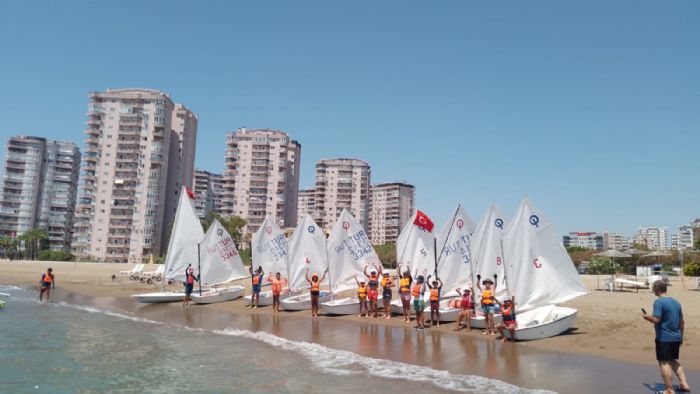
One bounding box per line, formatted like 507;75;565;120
622;248;646;256
593;249;632;291
641;251;672;272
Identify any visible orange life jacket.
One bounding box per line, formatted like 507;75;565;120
42;272;53;283
310;280;320;292
430;288;440;301
503;305;516;322
252;275;261;285
381;277;392;288
271;279;282;294
411;283;422;297
482;289;494;304
399;278;411;293
357;285;367;297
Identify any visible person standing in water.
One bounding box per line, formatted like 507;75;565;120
248;266;265;308
268;272;287;313
39;268;55;301
476;274;498;336
398;264;413;322
364;264;381;318
381;270;394;319
411;269;428;329
182;265;199;307
643;280;690;394
355;276;369;317
305;268;328;318
426;275;443;327
454;288;473;332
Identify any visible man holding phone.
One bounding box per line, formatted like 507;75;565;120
642;280;690;394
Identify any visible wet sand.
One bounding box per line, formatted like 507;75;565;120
3;261;699;393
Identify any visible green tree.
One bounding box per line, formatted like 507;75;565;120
683;262;700;277
588;256;621;275
39;250;74;261
19;228;48;260
373;243;397;268
695;237;700;250
200;211;246;248
566;246;595;267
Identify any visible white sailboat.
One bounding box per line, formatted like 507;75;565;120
281;215;332;311
467;202;508;328
390;210;436;315
191;220;249;304
501;197;587;340
244;216;290;306
132;188;203;303
432;205;478;323
321;209;384;315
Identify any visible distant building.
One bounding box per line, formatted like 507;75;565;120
222;128;301;234
602;232;631;250
314;158;371;230
562;232;604;250
0;136;81;252
634;226;669;251
193;169;224;218
296;188;316;224
368;182;415;245
72;88;197;263
672;225;695;251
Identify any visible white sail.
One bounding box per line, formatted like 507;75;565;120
198;220;248;285
327;209;381;293
287;215;328;290
502;198;587;312
164;187;204;282
471;202;508;300
395;210;435;276
435;205;477;296
252;216;288;277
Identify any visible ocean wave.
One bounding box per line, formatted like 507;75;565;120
213;328;555;394
54;302;169;327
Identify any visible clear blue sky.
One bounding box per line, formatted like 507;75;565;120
1;1;698;236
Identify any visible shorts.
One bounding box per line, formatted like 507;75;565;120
252;285;261;294
41;282;51;288
483;304;495;314
414;300;425;312
185;283;194;296
503;320;518;330
310;291;320;297
430;301;439;311
367;289;378;301
272;294;280;302
656;341;681;362
382;289;392;300
358;295;367;302
400;293;411;303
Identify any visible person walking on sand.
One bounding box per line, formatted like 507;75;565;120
182;265;199;307
364;263;381;318
454;288;473;332
427;275;443;327
476;274;498;336
495;296;517;342
39;267;55;302
381;270;394;319
643;280;691;394
248;266;265;308
355;276;369;317
411;270;428;329
305;268;328;318
268;272;287;313
398;264;413;322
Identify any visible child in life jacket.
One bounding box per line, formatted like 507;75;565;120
398;264;413;322
364;263;381;318
355;276;369;317
267;272;288;313
248;266;265;309
380;271;393;319
495;296;517;342
411;269;428;329
476;274;498;336
426;275;443;327
454;287;474;332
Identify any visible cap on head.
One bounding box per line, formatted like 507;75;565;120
382;272;389;276
417;275;425;282
483;278;494;285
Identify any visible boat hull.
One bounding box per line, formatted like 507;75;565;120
390;298;417;315
191;286;245;304
320;296;384;315
280;292;332;311
131;291;185;304
504;306;577;341
242;289;291;306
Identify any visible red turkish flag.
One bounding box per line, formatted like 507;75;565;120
413;210;434;232
185;187;195;200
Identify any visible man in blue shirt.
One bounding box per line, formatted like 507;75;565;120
642;280;690;394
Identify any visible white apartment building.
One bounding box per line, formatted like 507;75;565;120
602;232;631;251
222;128;301;234
634;226;669;251
72;88;197;263
314;158;370;230
297;188;316;225
368;182;415;245
671;225;694;251
0;136;80;252
193;169;224;219
562;232;604;250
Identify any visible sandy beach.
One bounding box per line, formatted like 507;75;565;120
2;261;698;393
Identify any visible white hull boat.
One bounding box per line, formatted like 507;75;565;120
504;306;577;341
243;289;291;306
191;286;245;304
320;295;384;315
390;298;417;315
132;291;186;304
280;292;332;311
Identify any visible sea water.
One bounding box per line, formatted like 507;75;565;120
0;286;552;394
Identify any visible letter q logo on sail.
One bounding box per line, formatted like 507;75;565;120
494;219;504;229
307;226;315;234
456;219;464;230
342;222;350;230
216;228;224;237
266;226;272;235
529;215;540;228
